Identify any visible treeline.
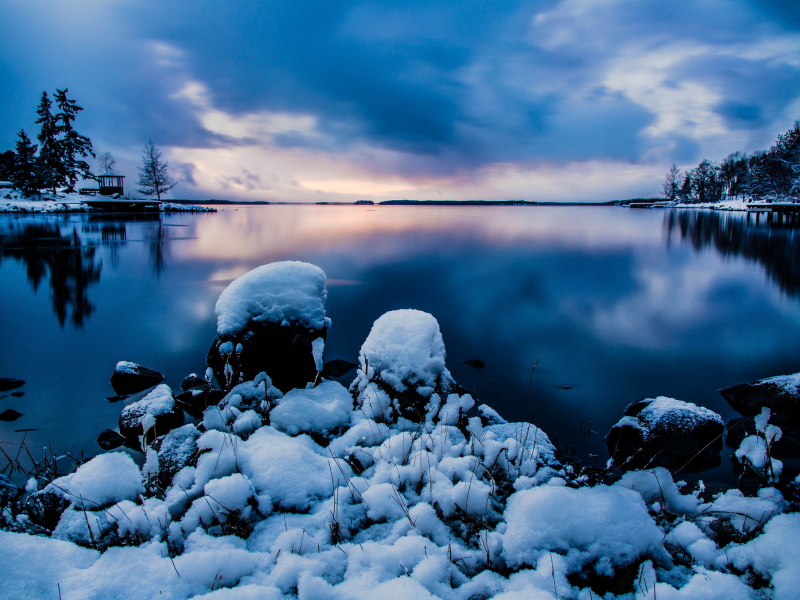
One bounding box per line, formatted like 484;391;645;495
0;89;93;197
664;120;800;203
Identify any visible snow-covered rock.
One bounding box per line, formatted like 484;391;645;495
206;262;331;393
719;371;800;418
44;452;143;510
109;361;164;394
270;380;353;438
606;396;724;469
118;383;183;441
350;310;459;423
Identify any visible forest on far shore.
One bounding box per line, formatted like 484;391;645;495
664;120;800;204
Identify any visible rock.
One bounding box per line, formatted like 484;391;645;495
96;429;126;451
606;397;724;470
10;391;25;397
725;416;800;459
322;359;358;378
462;359;486;369
119;384;184;442
0;409;23;421
478;404;507;426
206;262;331;393
175;384;225;417
719;372;800;419
350;310;460;423
106;395;128;403
0;378;25;392
180;373;206;392
110;361;165;394
155;424;200;488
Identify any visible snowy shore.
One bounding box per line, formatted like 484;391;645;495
0;190;216;213
1;262;798;600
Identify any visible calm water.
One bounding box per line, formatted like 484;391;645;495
1;205;799;489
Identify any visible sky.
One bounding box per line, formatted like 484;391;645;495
1;0;800;202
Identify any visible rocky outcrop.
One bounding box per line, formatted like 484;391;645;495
110;362;165;394
0;378;25;392
119;384;183;442
206;262;331;393
606;397;724;469
719;372;800;419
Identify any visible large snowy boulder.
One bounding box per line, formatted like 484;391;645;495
109;361;164;394
207;262;331;393
350;310;459;423
606;397;724;469
119;384;184;442
719;372;800;419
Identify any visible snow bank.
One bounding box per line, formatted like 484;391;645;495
270;380;352;436
215;261;331;336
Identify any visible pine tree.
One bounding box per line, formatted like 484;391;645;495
11;130;42;196
137;140;176;201
35;91;64;195
54;89;94;193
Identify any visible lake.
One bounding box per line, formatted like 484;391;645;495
1;205;799;490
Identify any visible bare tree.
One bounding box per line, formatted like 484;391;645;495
137;140;176;201
662;163;681;202
97;152;117;175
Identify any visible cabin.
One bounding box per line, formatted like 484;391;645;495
98;175;125;196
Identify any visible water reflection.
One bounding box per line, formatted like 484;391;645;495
0;221;102;326
665;209;800;297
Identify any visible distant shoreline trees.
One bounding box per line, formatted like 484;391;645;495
665;120;800;204
2;89;95;197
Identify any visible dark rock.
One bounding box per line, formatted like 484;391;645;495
13;428;38;432
119;384;184;443
175;384;225;417
106;395;128;403
181;373;206;392
10;391;25;397
719;373;800;418
0;409;23;421
110;361;165;394
462;359;485;369
559;385;575;390
96;429;126;451
606;397;724;470
725;416;800;459
207;321;325;393
0;378;25;392
155;424;200;488
322;359;358;378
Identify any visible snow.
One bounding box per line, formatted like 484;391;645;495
45;452;144;509
115;360;140;374
2;296;795;599
0;190;216;213
757;371;800;395
215;261;331;336
502;484;668;572
270;380;353;436
312;338;325;372
351;309;455;398
121;383;177;424
635;396;723;435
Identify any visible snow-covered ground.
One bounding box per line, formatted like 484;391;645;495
0;262;798;600
0;189;215;212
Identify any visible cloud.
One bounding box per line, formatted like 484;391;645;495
2;0;800;200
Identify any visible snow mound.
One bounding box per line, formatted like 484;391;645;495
45;452;143;509
215;261;331;336
354;310;453;394
502;484;667;571
635;396;723;436
270;380;353;436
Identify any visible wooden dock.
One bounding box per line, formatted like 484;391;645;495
746;203;800;225
82;198;160;212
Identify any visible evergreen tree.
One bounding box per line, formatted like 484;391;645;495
54;88;94;193
35;91;64;195
137;140;176;201
11;130;42;196
679;172;694;203
662;163;681;201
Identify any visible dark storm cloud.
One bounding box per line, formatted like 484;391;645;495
1;0;800;180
